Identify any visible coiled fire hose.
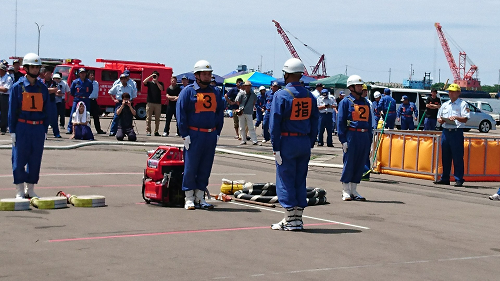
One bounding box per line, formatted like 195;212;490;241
0;198;31;211
56;191;106;207
229;181;327;206
30;196;68;209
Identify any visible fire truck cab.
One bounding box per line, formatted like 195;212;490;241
54;58;173;120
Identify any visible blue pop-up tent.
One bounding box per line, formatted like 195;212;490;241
175;72;225;85
271;75;317;86
223;71;276;86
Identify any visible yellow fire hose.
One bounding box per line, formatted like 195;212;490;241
0;198;31;211
30;196;68;209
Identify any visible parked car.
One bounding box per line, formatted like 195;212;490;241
467;100;500;125
437;102;496;133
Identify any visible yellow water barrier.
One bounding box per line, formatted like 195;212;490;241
373;130;500;182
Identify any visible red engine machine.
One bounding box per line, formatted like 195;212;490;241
142;146;185;206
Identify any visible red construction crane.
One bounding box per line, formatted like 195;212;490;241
434;22;480;89
272;20;327;78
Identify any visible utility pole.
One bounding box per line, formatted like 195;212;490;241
498;69;500;93
35;22;43;55
389;68;391;83
14;0;17;56
345;65;347;76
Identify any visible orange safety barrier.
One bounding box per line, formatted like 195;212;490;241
372;130;500;182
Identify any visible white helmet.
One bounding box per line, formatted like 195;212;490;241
282;58;305;74
22;53;42;66
374;91;381;98
346;75;364;87
193;60;212;73
259;86;266;91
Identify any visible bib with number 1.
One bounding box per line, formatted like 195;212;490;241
195;93;217;113
22;92;44;112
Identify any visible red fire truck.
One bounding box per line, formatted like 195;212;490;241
54;58;173;119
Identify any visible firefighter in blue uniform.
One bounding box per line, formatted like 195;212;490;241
9;53;51;199
337;75;373;201
397;95;418;130
177;60;224;210
270;58;319;231
67;68;93;134
254;86;266;128
434;84;469;187
378;88;396;129
262;81;280;143
372;91;382;126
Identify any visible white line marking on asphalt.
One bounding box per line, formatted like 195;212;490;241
229;201;370;230
212;254;500;279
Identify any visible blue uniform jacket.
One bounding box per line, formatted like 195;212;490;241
255;93;265;112
378;95;396;115
265;90;275;111
8;77;50;134
337;94;373;144
176;82;224;138
270;82;319;151
372;100;381;117
70;78;93;98
397;102;418;118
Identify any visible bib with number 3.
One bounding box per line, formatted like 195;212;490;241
352;104;369;122
195;93;217;113
22;92;44;112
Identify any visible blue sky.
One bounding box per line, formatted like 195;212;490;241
2;0;500;86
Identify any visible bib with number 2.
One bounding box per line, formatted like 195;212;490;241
195;93;217;113
352;104;369;122
21;92;44;112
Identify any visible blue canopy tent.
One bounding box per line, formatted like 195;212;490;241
271;75;317;86
175;72;225;86
223;71;276;87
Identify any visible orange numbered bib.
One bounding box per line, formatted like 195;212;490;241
195;93;217;113
290;97;312;121
352;104;369;122
21;92;44;112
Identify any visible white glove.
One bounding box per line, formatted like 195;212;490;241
342;142;348;153
274;151;282;165
183;135;191;150
11;133;16;147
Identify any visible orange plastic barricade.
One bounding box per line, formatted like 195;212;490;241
372;130;500;182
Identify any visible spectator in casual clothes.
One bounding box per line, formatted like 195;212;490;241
163;76;180;137
225;78;244;139
52;73;69;129
236;81;258;145
88;71;106;134
42;68;61;138
143;71;164;136
70;101;94;140
7;66;15;81
116;93;137;141
108;73;135;136
12;59;24;83
0;64;13;135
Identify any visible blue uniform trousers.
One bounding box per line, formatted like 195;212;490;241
341;131;371;183
424;118;437;130
109;102;122;134
12;123;45;184
374;116;380;127
67;98;90;133
182;130;218;191
255;110;263;127
440;129;464;182
276;136;310;208
262;113;270;141
318;112;333;146
48;101;60;136
385;114;396;129
400;116;414;130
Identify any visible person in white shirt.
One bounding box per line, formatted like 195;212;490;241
311;83;323;99
0;64;14;134
52;73;70;129
434;84;470;187
317;89;336;146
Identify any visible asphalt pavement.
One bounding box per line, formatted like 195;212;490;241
0;116;499;281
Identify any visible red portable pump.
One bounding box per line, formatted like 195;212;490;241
142;146;184;206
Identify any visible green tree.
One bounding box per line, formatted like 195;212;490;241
431;83;445;90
